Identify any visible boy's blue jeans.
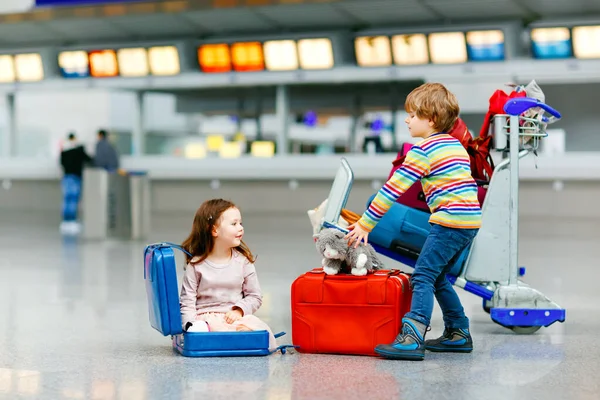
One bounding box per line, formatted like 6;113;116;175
404;223;479;329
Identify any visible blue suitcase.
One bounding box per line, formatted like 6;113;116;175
367;196;468;277
144;242;290;357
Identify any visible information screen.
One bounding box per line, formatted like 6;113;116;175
263;40;299;71
58;51;90;78
466;30;505;61
15;53;44;82
148;46;180;76
531;27;572;59
428;32;468;64
298;38;334;69
572;25;600;59
0;55;15;83
89;50;118;77
117;48;149;77
198;44;231;73
231;42;264;72
355;36;392;67
391;34;429;65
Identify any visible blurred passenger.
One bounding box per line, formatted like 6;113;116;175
59;132;92;235
94;129;120;171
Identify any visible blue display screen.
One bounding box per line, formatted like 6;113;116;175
36;0;143;6
467;43;505;61
531;39;573;59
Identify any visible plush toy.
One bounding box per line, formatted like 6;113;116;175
314;228;384;276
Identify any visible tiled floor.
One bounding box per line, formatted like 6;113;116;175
0;211;597;400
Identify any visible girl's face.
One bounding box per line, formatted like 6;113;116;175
212;207;244;248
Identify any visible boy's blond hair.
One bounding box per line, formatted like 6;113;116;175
404;83;460;133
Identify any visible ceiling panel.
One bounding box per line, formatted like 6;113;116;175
338;0;438;25
255;4;356;28
0;0;597;48
108;14;205;37
44;18;133;41
0;22;66;45
423;0;529;19
521;0;600;16
185;8;276;33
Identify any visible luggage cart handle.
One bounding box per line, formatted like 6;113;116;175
503;97;562;120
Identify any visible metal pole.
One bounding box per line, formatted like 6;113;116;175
508;114;520;286
255;88;263;141
132;91;145;156
390;84;398;151
349;95;361;153
2;93;16;157
275;85;289;155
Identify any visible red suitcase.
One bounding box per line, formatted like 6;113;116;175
291;268;412;356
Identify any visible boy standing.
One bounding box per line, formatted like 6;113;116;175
346;83;482;361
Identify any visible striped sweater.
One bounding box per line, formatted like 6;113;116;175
357;133;482;232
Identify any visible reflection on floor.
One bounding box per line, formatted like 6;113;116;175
0;211;597;400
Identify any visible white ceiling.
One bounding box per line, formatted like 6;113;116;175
0;0;597;47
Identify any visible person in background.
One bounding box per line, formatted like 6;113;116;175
94;129;120;171
59;132;93;235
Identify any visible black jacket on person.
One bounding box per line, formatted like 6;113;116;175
60;144;93;178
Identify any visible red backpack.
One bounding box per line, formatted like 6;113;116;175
388;118;490;213
386;88;529;212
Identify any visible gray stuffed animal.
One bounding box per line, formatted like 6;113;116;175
314;228;384;276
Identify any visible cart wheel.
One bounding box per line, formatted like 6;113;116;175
509;326;541;335
482;299;492;314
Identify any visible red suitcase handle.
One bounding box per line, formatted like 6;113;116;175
301;268;404;304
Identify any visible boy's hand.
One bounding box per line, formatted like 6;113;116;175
225;308;243;324
345;223;369;248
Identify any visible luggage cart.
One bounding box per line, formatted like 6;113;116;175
318;97;566;334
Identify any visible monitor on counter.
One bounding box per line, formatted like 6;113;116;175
531;27;572;59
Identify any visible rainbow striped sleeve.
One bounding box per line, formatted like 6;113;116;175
357;146;430;232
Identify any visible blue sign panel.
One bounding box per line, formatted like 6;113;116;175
532;39;572;59
467;43;505;61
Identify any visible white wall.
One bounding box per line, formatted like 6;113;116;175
108;92;191;135
0;90;192;158
541;83;600;151
1;80;599;158
16;90;112;158
0;0;34;14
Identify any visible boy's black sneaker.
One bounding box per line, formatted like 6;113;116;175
425;328;473;353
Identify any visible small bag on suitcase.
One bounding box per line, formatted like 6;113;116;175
291;268;412;356
144;242;290;357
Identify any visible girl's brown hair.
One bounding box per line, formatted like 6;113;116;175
181;199;255;265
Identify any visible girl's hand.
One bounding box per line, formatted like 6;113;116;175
345;223;369;248
225;308;243;324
